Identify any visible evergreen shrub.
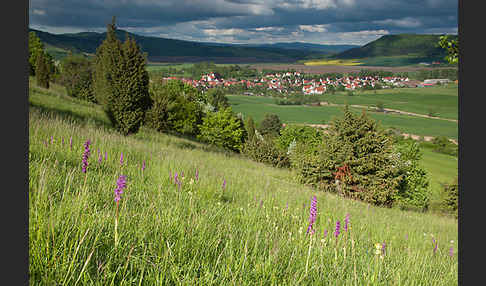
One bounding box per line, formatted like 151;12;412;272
292;106;403;206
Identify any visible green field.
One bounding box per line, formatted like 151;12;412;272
358;55;437;67
146;62;195;71
419;147;458;211
315;84;458;120
146;63;258;72
228;87;458;140
29;80;457;285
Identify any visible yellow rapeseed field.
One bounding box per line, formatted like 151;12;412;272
304;59;363;66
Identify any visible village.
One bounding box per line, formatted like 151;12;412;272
162;71;450;96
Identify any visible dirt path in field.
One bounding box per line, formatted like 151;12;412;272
304;124;458;145
318;102;458;123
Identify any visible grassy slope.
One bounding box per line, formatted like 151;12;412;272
29;81;457;285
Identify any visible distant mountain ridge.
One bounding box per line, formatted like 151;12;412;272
203;42;359;53
30;28;455;66
29;28;336;63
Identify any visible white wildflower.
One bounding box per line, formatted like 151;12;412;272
255;129;264;141
287;138;297;155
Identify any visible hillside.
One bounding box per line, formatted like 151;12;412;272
29;79;457;284
30;28;327;63
333;34;457;65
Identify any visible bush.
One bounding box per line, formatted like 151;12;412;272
392;142;430;211
205;88;229;111
167;96;204;135
427;108;438;117
144;81;172;132
292;106;403;207
60;54;95;102
198;107;246;152
431;136;458;157
145;80;203;136
258;113;282;137
442;178;458;218
376;102;385;112
242;134;290;168
276;124;323;153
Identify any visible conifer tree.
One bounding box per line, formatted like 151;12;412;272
258;113;282;137
93;17;150;135
292;106;403;206
93;16;123;106
35;52;50;89
245;116;256;142
29;31;44;76
107;34;150;135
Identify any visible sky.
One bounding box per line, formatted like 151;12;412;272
29;0;458;46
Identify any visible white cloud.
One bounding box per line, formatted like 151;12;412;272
340;29;390;37
337;29;390;44
31;9;46;16
337;0;355;6
373;17;422;28
299;24;328;32
29;24;104;34
203;28;246;36
254;26;284;32
301;0;337;10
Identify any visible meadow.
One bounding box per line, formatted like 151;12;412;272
29;80;457;285
228;93;458;140
313;84;458;121
300;54;445;67
419;147;458;212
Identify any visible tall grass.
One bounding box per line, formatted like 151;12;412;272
29;82;457;285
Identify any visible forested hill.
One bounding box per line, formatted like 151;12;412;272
334;34;457;61
29;28;330;63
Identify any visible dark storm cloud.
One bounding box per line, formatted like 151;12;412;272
29;0;261;28
29;0;458;44
212;0;457;31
